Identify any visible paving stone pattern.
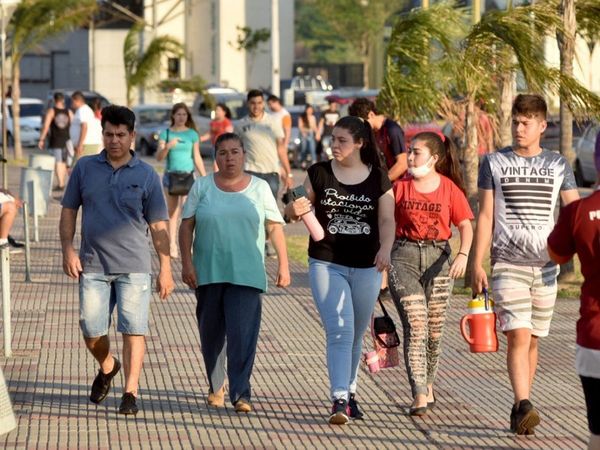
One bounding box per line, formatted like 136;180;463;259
0;164;590;449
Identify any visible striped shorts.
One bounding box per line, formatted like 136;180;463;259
491;262;559;337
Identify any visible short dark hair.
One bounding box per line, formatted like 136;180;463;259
348;97;377;120
53;92;64;102
267;94;281;104
71;90;85;102
512;94;547;120
101;105;135;132
214;132;244;156
247;89;263;102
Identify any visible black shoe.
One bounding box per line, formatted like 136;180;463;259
328;398;350;425
348;394;364;420
409;405;428;416
427;391;436;409
118;392;139;415
7;236;24;248
513;399;540;435
89;357;121;404
510;403;517;432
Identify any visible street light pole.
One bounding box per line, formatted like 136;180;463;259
0;0;20;190
271;0;280;97
1;5;8;190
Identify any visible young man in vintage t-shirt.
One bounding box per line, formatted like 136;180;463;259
472;94;579;435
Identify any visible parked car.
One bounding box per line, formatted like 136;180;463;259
192;89;248;156
281;75;333;107
45;89;110;113
574;122;599;187
540;116;590;153
324;88;379;117
132;104;172;156
0;98;44;147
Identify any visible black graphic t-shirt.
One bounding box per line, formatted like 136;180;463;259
308;161;392;267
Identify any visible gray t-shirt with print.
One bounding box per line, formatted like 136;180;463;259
478;147;577;266
235;113;284;174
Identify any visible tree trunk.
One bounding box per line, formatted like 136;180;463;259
557;0;576;280
10;60;22;160
498;72;513;148
463;98;479;289
557;0;576;168
362;38;370;89
464;98;479;211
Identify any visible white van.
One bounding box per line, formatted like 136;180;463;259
0;98;44;147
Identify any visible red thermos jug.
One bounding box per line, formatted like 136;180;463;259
460;288;498;353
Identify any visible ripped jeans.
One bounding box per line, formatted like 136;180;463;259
388;238;453;398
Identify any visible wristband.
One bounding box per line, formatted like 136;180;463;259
458;251;468;257
287;173;294;178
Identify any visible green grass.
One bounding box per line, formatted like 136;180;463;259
286;235;309;267
286;234;583;299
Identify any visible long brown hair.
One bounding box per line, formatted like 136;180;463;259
413;131;466;194
334;115;382;170
170;102;197;131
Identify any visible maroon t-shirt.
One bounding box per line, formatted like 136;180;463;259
548;190;600;350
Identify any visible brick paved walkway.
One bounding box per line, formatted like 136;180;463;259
0;159;590;449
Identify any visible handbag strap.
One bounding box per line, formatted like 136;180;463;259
378;297;391;318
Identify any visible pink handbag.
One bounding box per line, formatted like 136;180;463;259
365;298;400;370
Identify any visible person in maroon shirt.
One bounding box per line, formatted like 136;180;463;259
548;184;600;450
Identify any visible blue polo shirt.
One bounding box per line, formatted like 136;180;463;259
61;150;168;274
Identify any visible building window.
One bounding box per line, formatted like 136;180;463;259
168;58;180;79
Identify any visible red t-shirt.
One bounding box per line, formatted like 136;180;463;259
210;118;232;144
394;175;473;241
547;190;600;350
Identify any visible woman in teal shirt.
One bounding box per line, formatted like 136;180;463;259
179;132;290;413
156;103;206;258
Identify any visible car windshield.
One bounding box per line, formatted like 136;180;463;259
138;108;171;124
9;103;43;117
224;99;247;120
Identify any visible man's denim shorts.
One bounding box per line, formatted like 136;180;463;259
79;272;152;337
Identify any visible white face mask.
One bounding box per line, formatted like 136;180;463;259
408;156;434;178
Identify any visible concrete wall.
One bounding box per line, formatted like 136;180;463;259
187;0;294;92
19;30;90;101
19;0;295;105
90;29;129;106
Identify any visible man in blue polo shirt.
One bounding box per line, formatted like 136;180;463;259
59;105;174;415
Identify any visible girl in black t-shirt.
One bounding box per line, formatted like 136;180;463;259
285;116;395;424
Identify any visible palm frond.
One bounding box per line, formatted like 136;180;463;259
130;35;183;87
379;2;467;121
10;0;97;60
576;0;600;44
123;22;145;87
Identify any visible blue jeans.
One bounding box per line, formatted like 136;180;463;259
309;258;382;401
195;283;262;405
300;134;317;164
79;272;152;337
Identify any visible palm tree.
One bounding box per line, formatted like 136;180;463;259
557;0;576;168
380;0;600;206
123;22;183;107
9;0;97;160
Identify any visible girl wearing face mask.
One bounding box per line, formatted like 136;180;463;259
390;131;473;416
